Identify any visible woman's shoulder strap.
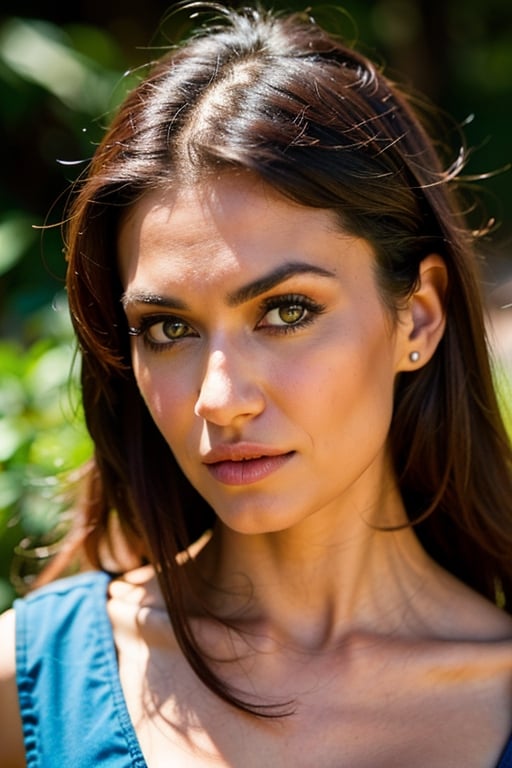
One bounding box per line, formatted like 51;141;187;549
15;570;146;767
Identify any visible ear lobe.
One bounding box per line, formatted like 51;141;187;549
397;254;448;371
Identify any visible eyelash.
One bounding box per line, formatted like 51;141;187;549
128;293;326;353
258;294;326;334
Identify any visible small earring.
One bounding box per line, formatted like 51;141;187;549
409;351;420;363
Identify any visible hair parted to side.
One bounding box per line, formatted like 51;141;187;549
60;3;512;714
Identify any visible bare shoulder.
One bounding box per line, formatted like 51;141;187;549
422;558;512;642
0;609;26;767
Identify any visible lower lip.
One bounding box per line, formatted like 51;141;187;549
205;453;294;486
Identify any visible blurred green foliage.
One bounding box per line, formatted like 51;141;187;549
0;0;511;611
0;306;92;609
0;17;130;609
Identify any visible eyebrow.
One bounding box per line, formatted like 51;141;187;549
121;291;188;311
121;261;336;311
226;262;335;306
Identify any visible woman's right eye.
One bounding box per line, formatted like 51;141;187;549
130;316;197;349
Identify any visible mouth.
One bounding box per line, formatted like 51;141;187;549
203;449;295;486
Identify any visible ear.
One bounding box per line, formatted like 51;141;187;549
396;254;448;372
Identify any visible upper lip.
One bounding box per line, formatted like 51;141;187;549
201;443;292;464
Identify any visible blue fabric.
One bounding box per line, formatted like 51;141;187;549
499;736;512;768
15;571;147;768
14;570;512;767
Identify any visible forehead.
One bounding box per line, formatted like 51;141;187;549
116;174;373;290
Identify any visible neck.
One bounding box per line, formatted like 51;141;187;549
192;486;436;651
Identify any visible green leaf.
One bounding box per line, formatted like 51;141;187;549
0;214;36;275
0;417;32;462
0;18;121;113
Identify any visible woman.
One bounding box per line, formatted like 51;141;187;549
1;5;512;766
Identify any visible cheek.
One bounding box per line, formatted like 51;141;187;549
132;355;193;437
296;324;397;432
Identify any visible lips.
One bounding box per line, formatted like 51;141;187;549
202;444;294;486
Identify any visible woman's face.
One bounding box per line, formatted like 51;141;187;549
118;175;412;535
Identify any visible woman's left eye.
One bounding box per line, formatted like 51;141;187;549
264;304;308;326
258;295;325;330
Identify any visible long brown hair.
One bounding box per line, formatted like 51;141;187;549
61;5;512;713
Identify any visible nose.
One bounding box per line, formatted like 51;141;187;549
194;346;265;426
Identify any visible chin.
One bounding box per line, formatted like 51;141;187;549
213;500;307;537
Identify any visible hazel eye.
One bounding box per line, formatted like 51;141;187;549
148;318;192;343
257;294;326;334
129;315;198;350
265;304;307;326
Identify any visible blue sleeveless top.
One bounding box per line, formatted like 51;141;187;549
15;571;147;767
14;570;512;767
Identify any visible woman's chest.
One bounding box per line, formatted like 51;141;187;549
118;636;512;768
